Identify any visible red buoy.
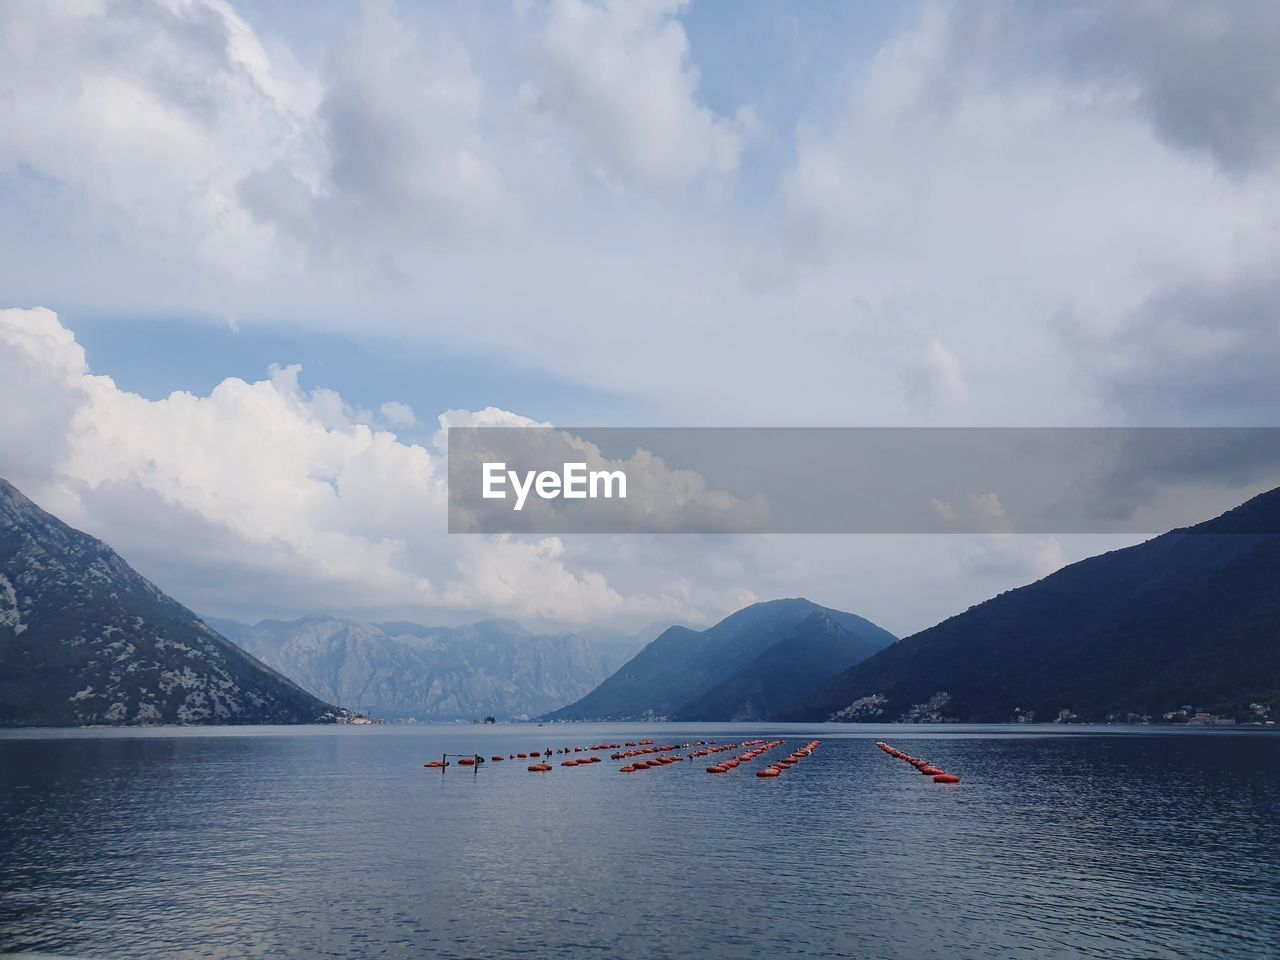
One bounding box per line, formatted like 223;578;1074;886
933;773;961;784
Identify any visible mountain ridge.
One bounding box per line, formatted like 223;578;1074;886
543;598;896;721
0;477;343;727
782;486;1280;723
672;610;886;721
212;614;646;721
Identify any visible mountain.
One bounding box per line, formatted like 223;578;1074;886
0;478;341;727
784;487;1280;723
542;598;897;721
671;611;886;721
210;615;644;721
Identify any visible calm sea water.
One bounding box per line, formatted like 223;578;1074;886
1;724;1278;960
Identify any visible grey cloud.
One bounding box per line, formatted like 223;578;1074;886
236;2;515;251
33;0;239;123
317;3;511;234
237;160;324;247
945;1;1280;174
1085;272;1280;424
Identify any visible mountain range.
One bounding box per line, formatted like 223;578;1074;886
210;615;645;722
6;470;1279;729
542;598;897;721
0;478;341;726
784;486;1280;723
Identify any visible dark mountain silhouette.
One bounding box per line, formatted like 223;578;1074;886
542;598;896;721
671;610;888;720
782;487;1280;723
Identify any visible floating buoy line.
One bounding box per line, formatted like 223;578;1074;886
703;738;783;774
425;739;685;772
422;737;821;782
751;740;819;777
428;739;958;784
876;741;961;784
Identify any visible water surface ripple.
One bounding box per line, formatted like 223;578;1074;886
1;724;1277;959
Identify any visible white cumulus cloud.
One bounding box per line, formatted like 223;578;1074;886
530;0;754;189
379;400;416;427
0;306;756;627
0;0;313;277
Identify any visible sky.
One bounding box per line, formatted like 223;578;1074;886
2;0;1279;637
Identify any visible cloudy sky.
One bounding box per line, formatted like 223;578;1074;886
2;0;1278;636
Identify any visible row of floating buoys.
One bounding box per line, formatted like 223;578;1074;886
457;738;801;775
427;741;675;772
428;737;732;774
755;740;819;778
688;742;742;761
426;754;499;770
876;741;961;784
619;754;685;773
428;737;692;771
561;756;603;767
432;742;631;767
527;741;696;773
455;741;651;766
706;739;784;774
612;741;708;760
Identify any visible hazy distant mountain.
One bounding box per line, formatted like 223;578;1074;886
784;487;1280;723
0;478;340;727
210;615;645;721
542;598;897;721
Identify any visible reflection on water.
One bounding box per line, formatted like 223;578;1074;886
2;725;1278;960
